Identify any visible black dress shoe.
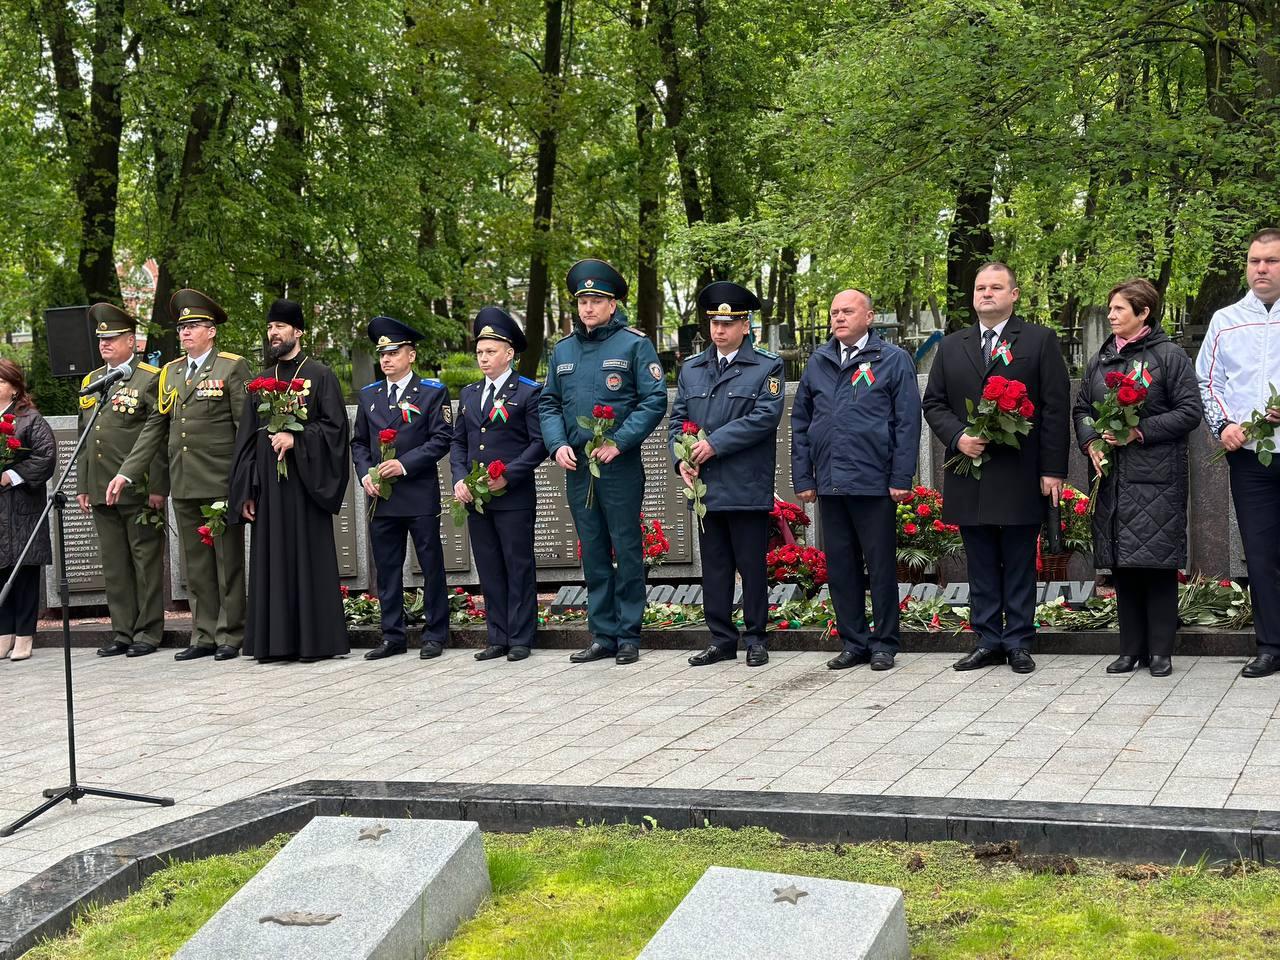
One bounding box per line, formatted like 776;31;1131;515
828;650;870;670
1106;655;1142;674
570;642;613;663
97;641;129;657
364;642;405;660
420;641;444;659
688;646;736;666
1008;648;1036;674
615;645;639;665
870;651;896;671
125;642;157;657
507;645;530;661
953;647;1005;671
174;645;215;661
1148;656;1172;677
1242;654;1279;678
746;644;769;667
213;645;239;661
474;645;506;661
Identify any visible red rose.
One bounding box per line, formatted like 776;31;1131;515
0;421;12;435
932;519;945;531
197;525;211;536
378;429;397;444
290;378;305;391
592;404;604;418
600;405;614;419
1104;371;1124;389
914;485;929;496
987;375;1008;393
1074;500;1088;515
778;621;790;630
5;437;19;450
903;522;918;535
340;585;349;597
1;413;12;422
997;393;1018;412
1220;579;1233;588
1117;383;1140;405
982;380;1004;401
455;586;465;594
1061;487;1075;500
682;421;699;435
916;504;931;517
247;377;262;392
1004;380;1028;401
487;460;506;480
1018;398;1035;419
1133;386;1148;402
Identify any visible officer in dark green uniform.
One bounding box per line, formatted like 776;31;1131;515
77;303;169;658
540;259;668;664
107;289;252;661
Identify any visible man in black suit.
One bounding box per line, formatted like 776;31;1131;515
353;316;453;660
922;263;1070;674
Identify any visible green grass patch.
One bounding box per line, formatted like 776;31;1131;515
19;825;1280;959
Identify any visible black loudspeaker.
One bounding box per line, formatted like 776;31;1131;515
44;306;97;378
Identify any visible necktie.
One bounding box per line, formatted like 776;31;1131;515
717;357;728;378
982;328;996;361
388;383;399;407
841;347;851;367
482;383;496;419
186;360;198;384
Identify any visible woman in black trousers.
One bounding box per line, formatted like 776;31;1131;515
1072;279;1202;677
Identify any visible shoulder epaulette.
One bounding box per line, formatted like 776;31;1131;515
80;372;94;388
361;381;381;391
420;378;444;389
518;376;541;388
754;346;780;360
217;351;242;360
625;326;647;336
166;357;185;368
137;362;160;374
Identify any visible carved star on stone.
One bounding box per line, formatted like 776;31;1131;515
358;824;390;842
772;884;809;905
259;911;341;926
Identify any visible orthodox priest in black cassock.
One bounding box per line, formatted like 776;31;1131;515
229;299;351;661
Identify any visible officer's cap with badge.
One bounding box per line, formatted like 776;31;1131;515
473;306;527;353
267;298;305;330
88;302;137;339
367;315;424;354
566;259;628;301
696;281;761;319
170;289;228;326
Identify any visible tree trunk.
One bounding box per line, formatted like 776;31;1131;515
631;0;661;340
944;178;994;332
267;50;307;300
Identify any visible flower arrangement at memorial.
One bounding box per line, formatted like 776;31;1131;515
672;420;709;531
1208;381;1280;466
642;603;703;629
448;586;486;625
765;596;834;631
1057;484;1092;553
366;428;399;515
1177;576;1252;628
247;376;309;479
0;413;26;468
767;497;810;550
640;513;670;569
765;544;828;596
197;500;227;547
449;459;508;526
341;588;381;625
894;485;961;572
577;403;615;507
943;376;1035;478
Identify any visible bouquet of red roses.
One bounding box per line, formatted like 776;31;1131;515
247;376;309;479
943;376;1035;478
768;496;810;550
450;459;508;526
366;429;399;517
1086;370;1149;477
672;420;709;531
0;413;27;469
765;544;828;596
575;404;616;507
1209;381;1280;466
641;513;670;568
197;500;227;547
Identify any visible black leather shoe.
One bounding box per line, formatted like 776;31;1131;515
615;645;639;665
1242;654;1279;678
1148;656;1172;677
174;645;215;661
1008;648;1036;673
97;641;129;657
420;641;444;659
953;647;1005;671
689;646;736;666
507;645;530;661
870;651;896;671
746;644;769;667
1106;655;1141;673
474;645;506;661
364;642;405;660
125;642;157;657
828;650;870;670
570;642;613;663
213;645;239;661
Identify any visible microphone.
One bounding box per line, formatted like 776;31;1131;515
78;365;129;397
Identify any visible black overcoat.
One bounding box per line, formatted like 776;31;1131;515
0;407;56;569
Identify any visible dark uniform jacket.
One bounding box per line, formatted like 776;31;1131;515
792;332;921;496
450;374;546;512
922;315;1070;526
0;407;56;568
77;362;169;505
669;341;784;512
352;374;452;517
1072;329;1202;569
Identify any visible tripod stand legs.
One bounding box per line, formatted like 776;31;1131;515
0;785;174;838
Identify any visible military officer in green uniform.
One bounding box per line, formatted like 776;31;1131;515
77;303;170;658
540;259;668;665
106;289;251;661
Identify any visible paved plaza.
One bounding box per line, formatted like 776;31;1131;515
2;646;1280;894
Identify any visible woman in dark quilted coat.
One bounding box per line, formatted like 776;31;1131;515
1073;279;1202;677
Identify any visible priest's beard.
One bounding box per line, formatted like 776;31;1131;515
267;335;298;361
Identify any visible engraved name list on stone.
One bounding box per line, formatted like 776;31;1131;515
532;460;580;567
51;425;105;592
639;428;690;563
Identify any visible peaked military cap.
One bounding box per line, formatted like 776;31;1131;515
566;258;628;301
473;306;527;353
170;288;228;326
697;281;761;318
87;302;137;338
267;298;305;330
367;314;423;353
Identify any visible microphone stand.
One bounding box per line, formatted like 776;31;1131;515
0;386;173;838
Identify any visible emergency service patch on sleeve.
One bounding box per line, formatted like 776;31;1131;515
648;362;663;381
767;376;781;396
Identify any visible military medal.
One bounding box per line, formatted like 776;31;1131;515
399;401;420;423
994;341;1013;365
851;362;875;388
1131;360;1152;387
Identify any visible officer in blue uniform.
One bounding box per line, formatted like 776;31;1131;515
670;282;784;668
792;289;921;671
353;315;453;660
451;307;547;662
540;259;668;665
